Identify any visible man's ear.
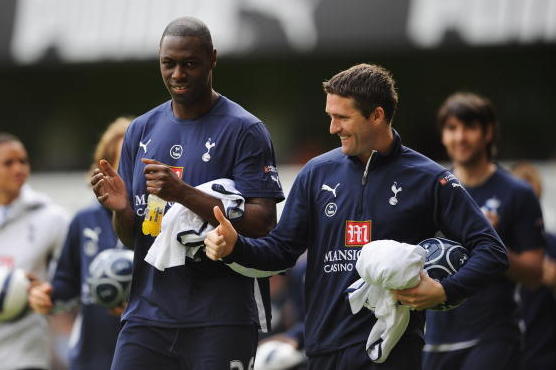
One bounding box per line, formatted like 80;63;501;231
211;49;217;69
370;106;386;126
485;124;494;142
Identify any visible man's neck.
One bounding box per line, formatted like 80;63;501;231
375;127;394;155
453;158;496;187
172;90;219;120
0;191;18;206
358;127;394;163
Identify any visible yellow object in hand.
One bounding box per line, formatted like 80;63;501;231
142;194;167;236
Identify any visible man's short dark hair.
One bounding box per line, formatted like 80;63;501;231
0;132;21;146
322;64;398;123
160;16;213;55
437;92;498;158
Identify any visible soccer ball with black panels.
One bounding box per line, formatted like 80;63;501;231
419;237;469;311
87;248;133;309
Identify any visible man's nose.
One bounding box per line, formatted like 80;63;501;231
453;126;466;141
172;65;186;80
329;119;340;135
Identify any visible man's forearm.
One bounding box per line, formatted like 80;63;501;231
113;207;136;249
175;183;224;227
175;183;277;238
233;202;276;237
506;250;543;288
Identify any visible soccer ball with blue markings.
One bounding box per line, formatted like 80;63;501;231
419;237;469;311
87;249;134;309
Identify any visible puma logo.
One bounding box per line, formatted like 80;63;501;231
139;139;151;153
321;183;340;198
83;227;101;242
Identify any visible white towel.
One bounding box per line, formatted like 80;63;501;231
144;179;244;270
346;240;426;363
144;179;285;278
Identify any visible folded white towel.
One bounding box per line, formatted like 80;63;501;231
346;240;426;363
144;179;285;278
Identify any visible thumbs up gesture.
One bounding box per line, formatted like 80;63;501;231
205;206;239;261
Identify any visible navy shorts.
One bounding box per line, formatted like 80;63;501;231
422;339;520;370
308;334;423;370
111;321;258;370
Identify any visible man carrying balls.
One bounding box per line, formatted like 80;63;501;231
204;64;509;370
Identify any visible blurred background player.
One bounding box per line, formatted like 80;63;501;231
0;133;69;370
510;161;556;370
28;117;132;370
423;92;545;370
255;255;307;370
91;17;283;370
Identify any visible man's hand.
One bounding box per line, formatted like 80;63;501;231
543;256;556;288
483;210;500;228
28;282;54;315
109;303;127;316
91;159;129;212
142;158;186;202
205;206;238;261
392;271;447;310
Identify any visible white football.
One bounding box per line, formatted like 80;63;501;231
0;266;30;322
419;237;470;310
87;249;134;308
254;340;305;370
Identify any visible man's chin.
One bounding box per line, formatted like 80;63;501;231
340;147;352;156
172;94;194;104
168;88;199;103
454;156;480;167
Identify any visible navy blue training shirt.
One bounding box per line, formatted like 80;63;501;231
546;232;556;259
118;96;284;328
284;256;307;349
426;167;546;346
51;203;122;370
225;131;508;356
519;231;556;368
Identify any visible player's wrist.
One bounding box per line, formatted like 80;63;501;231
228;233;238;255
439;279;465;307
221;235;243;263
113;203;133;215
433;279;447;305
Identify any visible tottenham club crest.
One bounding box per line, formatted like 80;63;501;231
202;138;216;162
389;181;402;206
480;197;501;228
170;144;183;159
482;197;501;213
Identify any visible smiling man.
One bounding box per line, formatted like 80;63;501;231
91;17;284;370
204;64;508;369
